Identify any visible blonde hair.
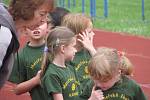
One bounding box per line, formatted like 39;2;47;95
41;26;75;75
61;13;92;35
88;47;133;82
119;54;133;76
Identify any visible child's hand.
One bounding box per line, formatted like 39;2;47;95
34;70;42;85
88;85;104;100
77;30;92;49
77;30;96;56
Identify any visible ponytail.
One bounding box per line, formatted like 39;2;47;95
40;45;49;76
40;26;75;76
118;51;134;76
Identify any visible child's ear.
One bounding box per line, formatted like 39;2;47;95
60;45;65;53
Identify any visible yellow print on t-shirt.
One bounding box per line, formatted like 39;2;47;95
31;57;42;69
63;77;78;89
81;66;90;79
63;77;79;97
69;91;79;97
83;75;90;79
104;92;129;100
84;66;89;74
72;83;76;91
75;60;89;71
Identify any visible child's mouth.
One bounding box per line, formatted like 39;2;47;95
33;30;40;35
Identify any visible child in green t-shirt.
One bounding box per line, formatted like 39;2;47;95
9;22;49;100
41;27;80;100
80;47;147;100
61;13;96;93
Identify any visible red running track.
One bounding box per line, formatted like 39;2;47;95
0;29;150;100
94;29;150;99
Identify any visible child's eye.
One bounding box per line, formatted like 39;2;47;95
39;11;47;16
88;31;92;33
40;13;45;16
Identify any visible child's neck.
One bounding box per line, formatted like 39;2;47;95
28;39;45;47
53;54;66;68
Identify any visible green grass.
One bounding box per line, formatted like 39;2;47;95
3;0;150;37
3;0;10;4
60;0;150;37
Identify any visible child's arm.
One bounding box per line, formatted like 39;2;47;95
53;93;64;100
77;30;96;56
12;70;41;95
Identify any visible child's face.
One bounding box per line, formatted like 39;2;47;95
27;22;48;40
93;75;119;91
86;22;95;42
64;37;77;61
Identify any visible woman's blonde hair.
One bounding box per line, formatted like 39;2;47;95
61;13;92;35
88;47;133;82
41;26;75;75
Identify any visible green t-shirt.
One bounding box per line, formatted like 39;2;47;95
9;43;48;100
80;75;147;100
41;63;80;100
68;49;91;93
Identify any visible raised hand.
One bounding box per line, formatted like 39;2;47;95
77;30;96;56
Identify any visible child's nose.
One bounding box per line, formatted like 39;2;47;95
91;31;95;36
74;48;77;53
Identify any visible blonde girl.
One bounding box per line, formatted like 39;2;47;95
41;27;80;100
61;13;96;93
81;47;147;100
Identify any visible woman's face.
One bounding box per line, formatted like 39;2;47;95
26;4;50;30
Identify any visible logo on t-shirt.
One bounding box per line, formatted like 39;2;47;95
105;92;129;100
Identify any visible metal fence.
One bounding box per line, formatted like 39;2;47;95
57;0;146;20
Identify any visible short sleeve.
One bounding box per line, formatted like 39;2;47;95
42;73;62;95
8;52;27;83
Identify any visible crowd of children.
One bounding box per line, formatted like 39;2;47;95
9;7;71;100
1;0;147;100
